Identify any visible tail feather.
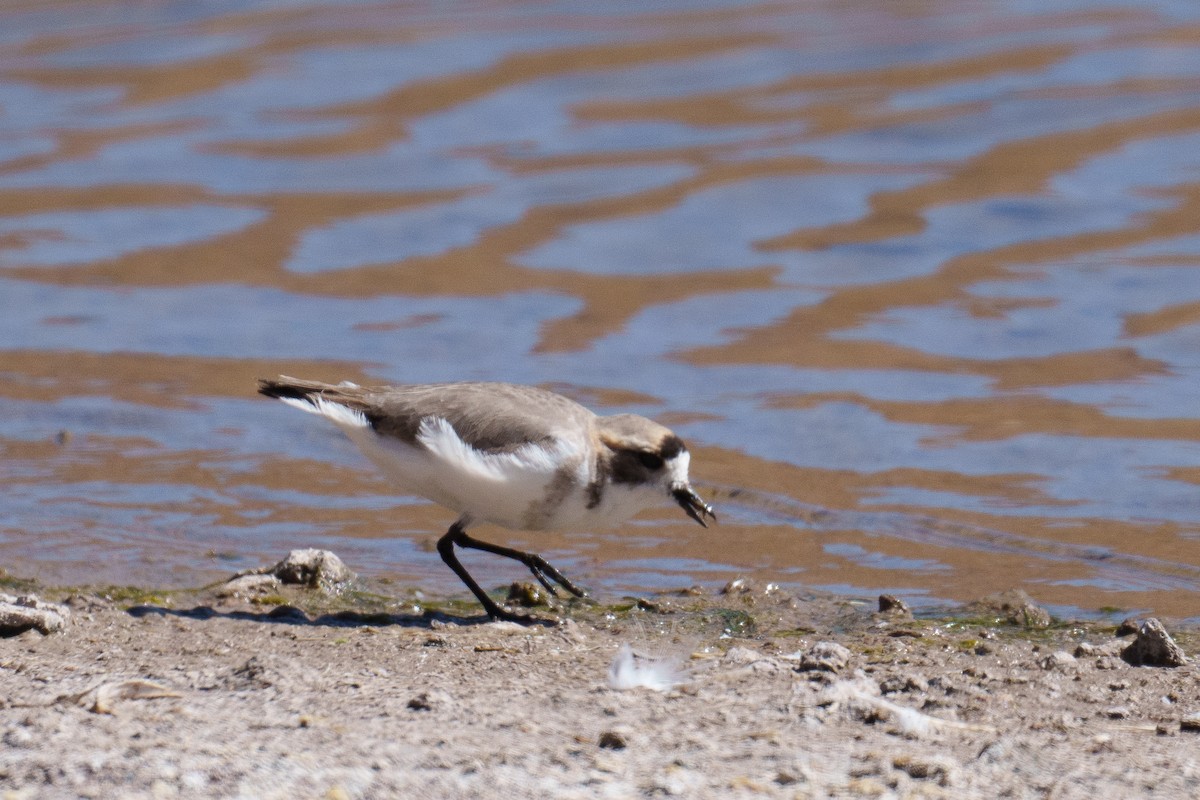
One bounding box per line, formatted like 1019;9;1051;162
257;376;332;404
257;376;371;428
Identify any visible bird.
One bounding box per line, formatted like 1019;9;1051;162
256;376;715;621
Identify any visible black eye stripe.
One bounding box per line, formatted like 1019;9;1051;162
637;452;664;470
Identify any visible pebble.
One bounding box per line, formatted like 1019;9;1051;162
1115;617;1139;636
634;597;672;613
720;577;754;595
877;594;911;616
1038;651;1077;671
597;730;628;750
406;689;453;712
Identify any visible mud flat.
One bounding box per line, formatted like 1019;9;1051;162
1;558;1198;799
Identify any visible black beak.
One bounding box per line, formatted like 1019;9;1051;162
672;485;716;528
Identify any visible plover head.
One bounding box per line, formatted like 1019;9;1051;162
595;414;716;527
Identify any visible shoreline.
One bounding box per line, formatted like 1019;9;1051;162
2;555;1199;798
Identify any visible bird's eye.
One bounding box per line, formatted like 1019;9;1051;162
637;452;664;470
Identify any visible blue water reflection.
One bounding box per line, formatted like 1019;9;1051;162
1;0;1199;613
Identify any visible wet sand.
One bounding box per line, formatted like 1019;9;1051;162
2;568;1198;799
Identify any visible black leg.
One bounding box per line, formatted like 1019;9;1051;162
435;519;586;622
452;528;586;599
436;520;522;622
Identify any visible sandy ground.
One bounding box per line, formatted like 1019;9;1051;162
1;563;1199;800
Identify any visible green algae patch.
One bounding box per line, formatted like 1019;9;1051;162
99;585;172;607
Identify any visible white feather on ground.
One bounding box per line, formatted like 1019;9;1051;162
607;644;687;691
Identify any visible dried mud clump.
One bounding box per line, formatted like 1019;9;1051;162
969;589;1052;628
246;549;356;593
1121;618;1189;667
0;593;69;636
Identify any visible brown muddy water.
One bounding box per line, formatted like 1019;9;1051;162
2;1;1200;619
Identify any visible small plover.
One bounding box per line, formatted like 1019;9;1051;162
257;377;715;621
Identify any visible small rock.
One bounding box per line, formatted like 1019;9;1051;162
1179;714;1200;733
1121;618;1188;667
1074;643;1095;658
1157;722;1178;736
263;549;355;592
506;582;547;607
634;597;673;614
1038;651;1077;671
217;573;282;599
407;689;453;712
720;577;755;595
598;730;628;750
877;594;911;616
1104;706;1130;719
0;593;70;636
794;641;852;673
1115;617;1139;637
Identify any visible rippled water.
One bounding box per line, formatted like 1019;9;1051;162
3;1;1200;618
